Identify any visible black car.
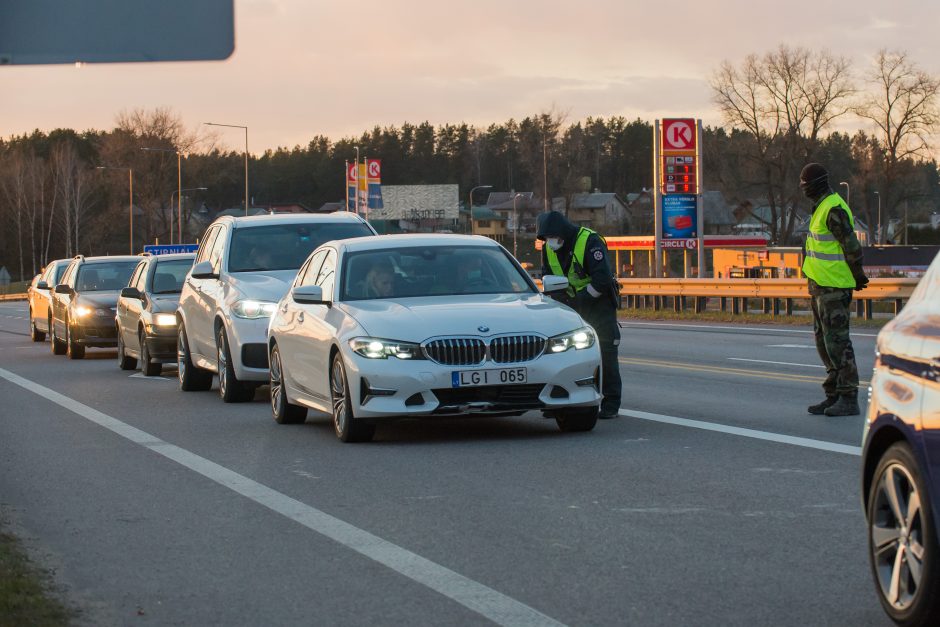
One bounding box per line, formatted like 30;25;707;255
116;253;195;376
50;255;140;359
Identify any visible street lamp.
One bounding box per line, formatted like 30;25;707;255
170;187;208;244
512;192;524;258
96;166;133;254
839;181;850;207
468;185;493;235
141;146;182;244
205;122;249;216
874;191;881;244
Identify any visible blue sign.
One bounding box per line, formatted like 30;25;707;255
143;244;199;255
662;194;698;239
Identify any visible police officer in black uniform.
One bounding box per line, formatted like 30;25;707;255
537;210;622;418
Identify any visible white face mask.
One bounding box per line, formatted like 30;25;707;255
546;237;564;251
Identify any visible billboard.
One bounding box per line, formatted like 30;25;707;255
662;193;698;239
369;185;459;221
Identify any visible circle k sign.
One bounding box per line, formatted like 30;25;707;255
662;119;696;151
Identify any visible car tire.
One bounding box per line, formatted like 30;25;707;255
29;310;45;342
65;321;85;360
330;353;375;443
555;406;598;432
269;343;307;424
117;327;137;370
867;442;940;625
177;323;212;391
50;318;66;355
217;326;254;403
140;331;161;376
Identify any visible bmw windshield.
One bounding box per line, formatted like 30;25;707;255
341;246;535;300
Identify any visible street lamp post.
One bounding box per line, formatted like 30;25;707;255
468;185;493;235
170;187;208;244
141;147;182;243
874;191;881;244
839;181;850;207
205;122;249;215
96;166;133;253
512;192;524;258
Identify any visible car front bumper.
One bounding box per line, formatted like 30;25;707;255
342;344;602;419
70;321;118;348
225;316;271;382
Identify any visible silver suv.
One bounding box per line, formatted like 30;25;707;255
176;212;377;402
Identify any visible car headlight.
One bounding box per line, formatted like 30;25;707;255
349;337;423;360
231;299;278;319
73;305;93;317
154;313;177;326
548;327;595;353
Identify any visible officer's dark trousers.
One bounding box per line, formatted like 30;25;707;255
810;286;859;396
580;302;622;414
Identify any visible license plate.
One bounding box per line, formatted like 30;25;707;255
451;367;527;387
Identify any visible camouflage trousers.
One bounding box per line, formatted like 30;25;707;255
810;287;859;396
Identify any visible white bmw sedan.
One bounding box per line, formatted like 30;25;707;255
267;234;602;442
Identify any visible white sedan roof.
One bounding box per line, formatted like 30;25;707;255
338;233;499;253
228;212;369;228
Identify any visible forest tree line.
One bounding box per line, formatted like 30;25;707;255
2;46;939;282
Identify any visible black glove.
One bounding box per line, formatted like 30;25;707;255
853;273;869;291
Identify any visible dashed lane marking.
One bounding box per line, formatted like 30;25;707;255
618;408;861;456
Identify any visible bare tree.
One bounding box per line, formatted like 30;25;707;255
711;45;854;243
51;141;95;256
857;49;940;235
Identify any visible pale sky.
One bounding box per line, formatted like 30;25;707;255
2;0;938;152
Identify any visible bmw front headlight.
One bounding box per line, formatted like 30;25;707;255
154;313;177;326
349;337;423;360
231;299;278;319
548;327;595;353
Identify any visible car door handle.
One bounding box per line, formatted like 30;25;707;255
298;312;305;323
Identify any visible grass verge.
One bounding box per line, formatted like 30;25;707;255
0;530;73;626
618;307;889;329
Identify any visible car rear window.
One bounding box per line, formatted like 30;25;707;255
76;261;139;292
229;222;374;272
151;258;195;293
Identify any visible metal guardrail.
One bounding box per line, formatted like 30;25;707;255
617;278;919;319
0;293;28;301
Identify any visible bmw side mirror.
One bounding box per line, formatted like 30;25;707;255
541;275;569;293
54;284;73;294
36;281;49;290
190;260;218;279
291;285;326;305
121;287;142;299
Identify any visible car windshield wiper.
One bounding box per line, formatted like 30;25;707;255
231;267;272;272
152;290;182;294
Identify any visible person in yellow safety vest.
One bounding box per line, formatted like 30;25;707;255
537;210;622;419
800;162;869;417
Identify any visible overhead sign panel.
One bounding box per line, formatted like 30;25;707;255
143;244;199;255
0;0;234;65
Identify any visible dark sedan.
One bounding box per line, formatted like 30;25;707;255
862;251;940;626
116;253;194;376
50;255;140;359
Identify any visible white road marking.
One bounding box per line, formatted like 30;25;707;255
618;408;861;456
766;344;815;348
620;321;878;338
0;366;564;627
728;358;825;369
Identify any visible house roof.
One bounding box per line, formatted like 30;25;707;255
569;192;626;210
469;206;508;221
486;192;538;211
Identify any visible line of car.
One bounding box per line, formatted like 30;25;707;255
24;212;940;625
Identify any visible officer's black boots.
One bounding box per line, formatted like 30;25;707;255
823;393;860;417
807;396;838;415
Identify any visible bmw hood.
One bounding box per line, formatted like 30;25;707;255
227;270;298;303
340;294;588;341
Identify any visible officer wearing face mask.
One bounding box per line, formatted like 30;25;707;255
537;210;622;419
800;162;868;417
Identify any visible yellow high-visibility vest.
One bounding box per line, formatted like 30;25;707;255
802;193;856;288
546;227;595;297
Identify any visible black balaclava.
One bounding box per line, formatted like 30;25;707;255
799;163;832;205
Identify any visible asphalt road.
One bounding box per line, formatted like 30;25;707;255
0;301;890;626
